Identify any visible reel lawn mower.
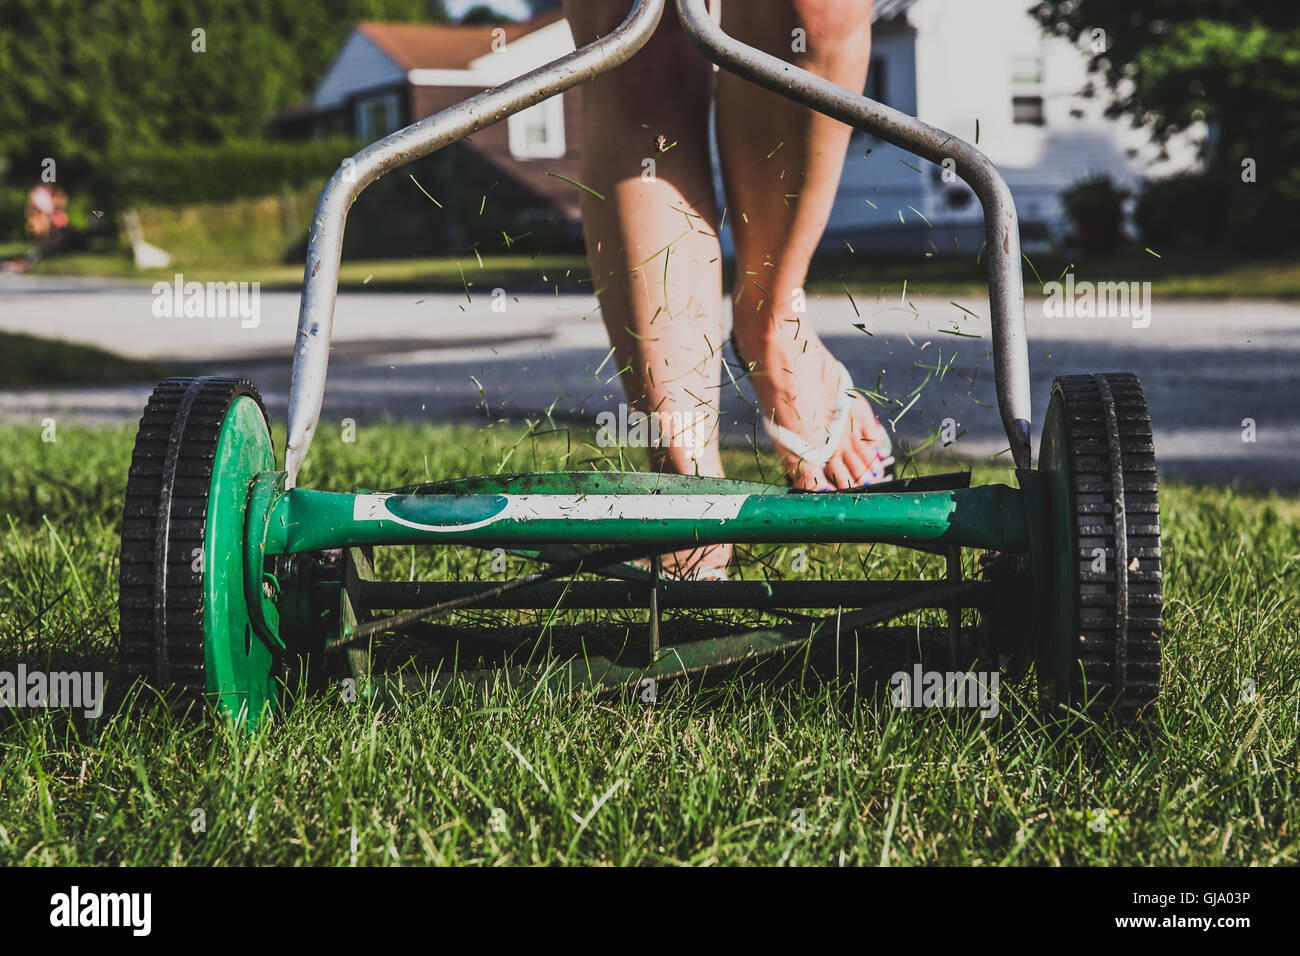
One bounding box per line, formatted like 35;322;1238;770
117;0;1161;728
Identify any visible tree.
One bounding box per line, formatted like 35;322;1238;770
0;0;449;184
1032;0;1300;250
460;4;512;24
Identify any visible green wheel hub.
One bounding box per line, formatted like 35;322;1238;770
204;396;278;723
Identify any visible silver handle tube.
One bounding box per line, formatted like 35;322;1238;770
285;0;668;487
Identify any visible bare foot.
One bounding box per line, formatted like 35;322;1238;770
734;327;892;491
638;543;732;581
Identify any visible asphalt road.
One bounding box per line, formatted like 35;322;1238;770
2;274;1298;488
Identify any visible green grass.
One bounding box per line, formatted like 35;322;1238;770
0;330;174;387
28;246;1300;298
1;420;1297;865
802;249;1300;299
29;250;594;295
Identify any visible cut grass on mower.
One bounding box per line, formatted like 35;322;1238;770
0;421;1297;865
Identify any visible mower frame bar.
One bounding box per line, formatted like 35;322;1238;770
259;484;1030;555
354;578;992;611
284;0;1034;488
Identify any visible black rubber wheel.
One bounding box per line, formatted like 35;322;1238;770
1038;373;1162;720
118;377;272;708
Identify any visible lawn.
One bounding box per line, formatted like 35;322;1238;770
27;246;1300;299
0;419;1297;865
0;330;174;387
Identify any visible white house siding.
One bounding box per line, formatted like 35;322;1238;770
468;19;576;82
904;0;1203;252
717;24;927;256
820;0;1206;254
821;24;928;253
313;31;407;111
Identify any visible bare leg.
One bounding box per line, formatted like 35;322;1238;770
718;0;889;490
565;0;729;577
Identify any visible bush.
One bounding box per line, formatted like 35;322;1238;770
101;137;363;208
114;145;582;265
1136;169;1300;255
128;192;319;265
1135;174;1228;251
0;186;25;243
1061;175;1129;257
336;149;580;260
95;136;581;261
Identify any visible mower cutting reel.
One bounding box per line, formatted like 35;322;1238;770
115;0;1162;727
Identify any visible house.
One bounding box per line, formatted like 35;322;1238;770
817;0;1204;254
297;0;1203;256
300;10;585;231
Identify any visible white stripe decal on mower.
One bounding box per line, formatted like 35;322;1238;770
352;493;750;532
504;495;749;523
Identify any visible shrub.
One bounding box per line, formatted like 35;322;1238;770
0;185;25;243
1135;173;1228;251
101;137;362;208
1061;175;1129;258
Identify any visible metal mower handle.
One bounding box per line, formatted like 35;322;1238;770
284;0;669;487
285;0;1033;486
674;0;1032;469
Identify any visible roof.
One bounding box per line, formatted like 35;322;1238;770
358;10;566;72
360;2;911;73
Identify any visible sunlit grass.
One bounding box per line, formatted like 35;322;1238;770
0;421;1297;865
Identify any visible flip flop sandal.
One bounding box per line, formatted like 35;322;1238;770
731;337;894;488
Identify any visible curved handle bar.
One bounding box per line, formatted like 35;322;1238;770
284;0;668;487
285;0;1033;485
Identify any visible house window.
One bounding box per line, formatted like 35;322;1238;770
356;92;401;141
1011;56;1045;125
508;94;566;159
1013;96;1045;125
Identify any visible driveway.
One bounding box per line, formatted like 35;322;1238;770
2;274;1297;488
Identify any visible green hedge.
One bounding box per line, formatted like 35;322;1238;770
102;137;363;207
1135;174;1227;251
0;186;25;242
337;151;579;260
1136;169;1300;253
99;144;580;263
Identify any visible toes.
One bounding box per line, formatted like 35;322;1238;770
860;402;889;447
851;401;891;482
855;400;878;442
825;455;856;490
838;445;871;488
788;456;829;491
